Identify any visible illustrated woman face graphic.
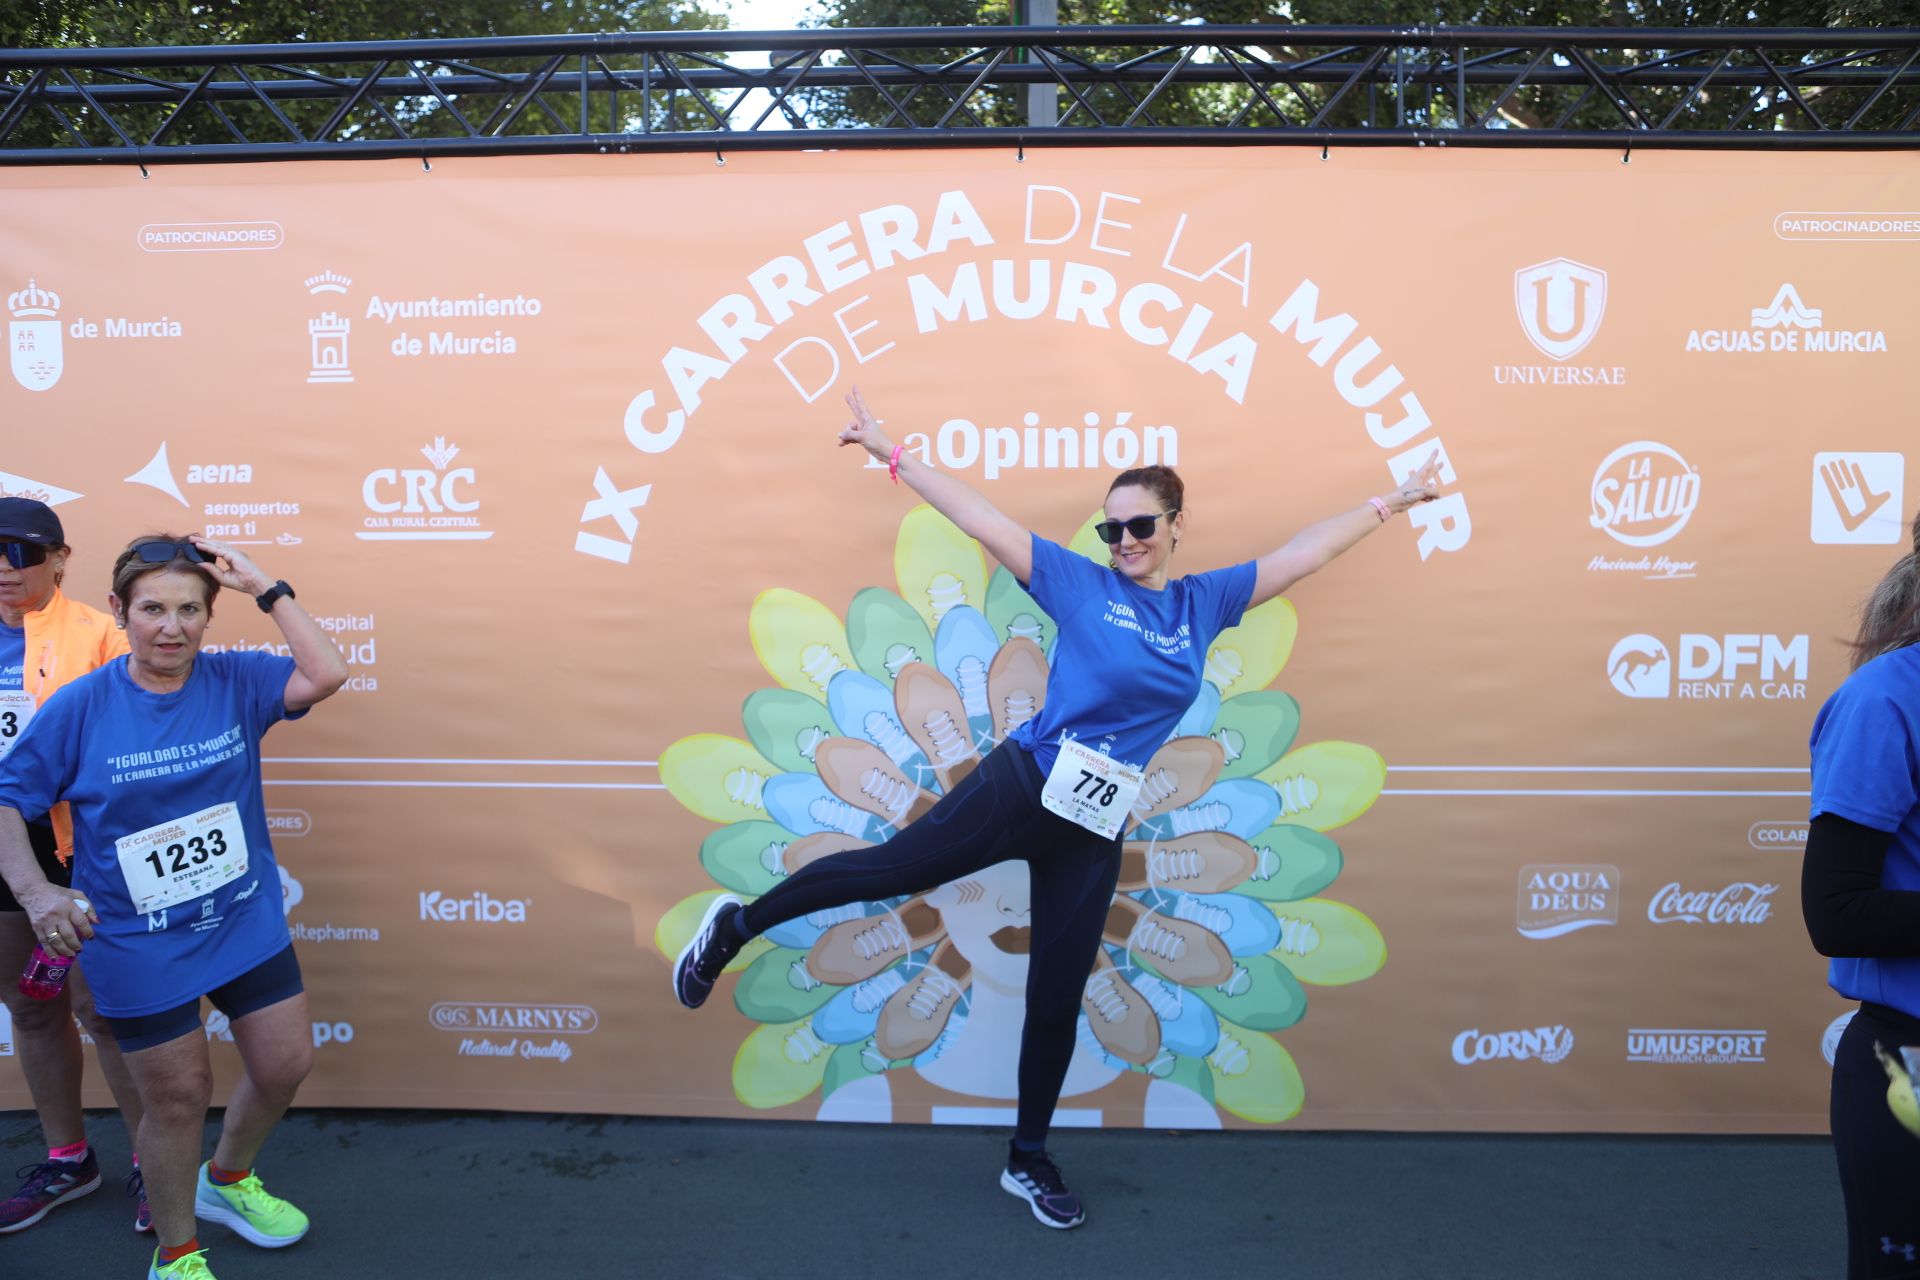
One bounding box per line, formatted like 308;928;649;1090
924;859;1031;994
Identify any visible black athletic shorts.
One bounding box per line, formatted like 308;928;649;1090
105;943;305;1053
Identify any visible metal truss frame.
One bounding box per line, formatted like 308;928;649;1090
4;25;1920;164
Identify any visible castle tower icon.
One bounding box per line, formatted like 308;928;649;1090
9;278;63;392
307;313;352;384
304;270;353;385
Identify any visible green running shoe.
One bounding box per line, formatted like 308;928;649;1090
149;1247;217;1278
194;1164;309;1248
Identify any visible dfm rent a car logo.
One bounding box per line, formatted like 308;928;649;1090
1452;1025;1574;1065
1607;633;1808;701
1589;442;1700;549
1647;881;1778;925
419;890;529;923
359;437;493;541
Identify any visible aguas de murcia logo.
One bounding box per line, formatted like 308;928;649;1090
1685;283;1888;355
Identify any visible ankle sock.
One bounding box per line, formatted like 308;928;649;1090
720;904;751;948
1010;1137;1045;1158
48;1139;88;1163
208;1162;250;1186
158;1238;201;1263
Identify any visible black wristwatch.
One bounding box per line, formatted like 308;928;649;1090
255;580;296;613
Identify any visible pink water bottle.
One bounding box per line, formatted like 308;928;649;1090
18;943;72;1000
18;896;88;1000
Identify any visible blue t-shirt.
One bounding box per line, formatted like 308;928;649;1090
1009;533;1257;773
0;621;22;690
0;651;304;1017
1809;644;1920;1019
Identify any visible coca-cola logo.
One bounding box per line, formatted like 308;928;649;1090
1647;881;1777;925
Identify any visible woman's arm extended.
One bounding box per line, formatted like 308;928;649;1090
1248;453;1443;608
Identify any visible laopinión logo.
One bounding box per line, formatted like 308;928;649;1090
1516;864;1620;939
1496;257;1623;387
1451;1025;1575;1064
1606;632;1808;701
1647;881;1778;925
429;1001;597;1063
1626;1029;1767;1064
419;889;529;923
1685;283;1889;355
359;437;493;542
1587;442;1700;579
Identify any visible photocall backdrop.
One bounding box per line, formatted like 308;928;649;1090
0;147;1911;1134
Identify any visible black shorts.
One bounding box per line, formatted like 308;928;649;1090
0;819;67;912
104;944;305;1053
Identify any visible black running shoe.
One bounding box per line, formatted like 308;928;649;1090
672;894;745;1009
999;1145;1086;1229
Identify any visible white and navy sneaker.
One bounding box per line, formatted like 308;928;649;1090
999;1144;1086;1229
672;894;745;1009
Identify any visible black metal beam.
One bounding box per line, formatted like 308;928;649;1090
1;25;1916;164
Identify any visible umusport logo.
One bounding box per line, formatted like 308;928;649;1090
1451;1026;1574;1064
1626;1029;1766;1064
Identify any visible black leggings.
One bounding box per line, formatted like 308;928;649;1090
740;742;1122;1147
1833;1001;1920;1279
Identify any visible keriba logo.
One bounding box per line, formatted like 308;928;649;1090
419;890;529;923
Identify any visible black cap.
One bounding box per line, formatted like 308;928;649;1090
0;496;64;546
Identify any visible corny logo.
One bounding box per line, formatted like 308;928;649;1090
1452;1025;1574;1065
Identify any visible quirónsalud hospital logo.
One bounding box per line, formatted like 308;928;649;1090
1514;258;1608;361
656;505;1389;1127
9;278;62;392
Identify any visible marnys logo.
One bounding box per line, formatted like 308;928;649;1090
1452;1025;1574;1064
1626;1028;1766;1064
0;471;83;508
1685;284;1889;355
419;889;528;923
1496;258;1623;387
1516;864;1620;939
359;437;493;542
1812;452;1906;546
1587;441;1700;578
1606;632;1808;701
430;1001;596;1063
1647;881;1778;925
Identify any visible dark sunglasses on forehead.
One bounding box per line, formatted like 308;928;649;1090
1;541;50;569
1094;510;1179;546
129;539;208;566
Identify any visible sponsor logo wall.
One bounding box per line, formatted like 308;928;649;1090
0;149;1901;1133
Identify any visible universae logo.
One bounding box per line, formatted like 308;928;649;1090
1514;258;1607;361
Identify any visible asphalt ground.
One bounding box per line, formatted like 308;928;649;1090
1;1110;1841;1278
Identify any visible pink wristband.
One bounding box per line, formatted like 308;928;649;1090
1368;496;1392;522
888;444;904;485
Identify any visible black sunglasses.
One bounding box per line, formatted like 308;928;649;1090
129;539;207;566
1;541;50;569
1094;510;1179;546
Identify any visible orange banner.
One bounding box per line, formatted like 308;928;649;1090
1;147;1910;1132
